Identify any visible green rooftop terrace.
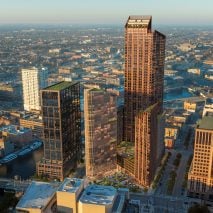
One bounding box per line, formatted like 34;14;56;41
138;103;158;114
117;141;134;157
90;88;104;92
197;115;213;130
44;81;76;91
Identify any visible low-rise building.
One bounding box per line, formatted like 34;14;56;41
0;137;14;157
202;98;213;117
187;68;201;75
16;179;128;213
177;43;196;52
165;125;179;139
16;181;59;213
58;66;72;74
78;185;117;213
204;74;213;81
0;125;32;147
184;101;197;113
20;114;43;139
57;178;84;213
164;137;175;149
166;112;189;128
0;116;11;126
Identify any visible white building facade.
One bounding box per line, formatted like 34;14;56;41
22;67;48;111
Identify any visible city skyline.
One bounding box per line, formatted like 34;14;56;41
0;0;213;25
0;3;212;209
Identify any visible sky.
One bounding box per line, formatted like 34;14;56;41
0;0;212;25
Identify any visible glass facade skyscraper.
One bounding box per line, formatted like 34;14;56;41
124;16;166;187
37;81;81;180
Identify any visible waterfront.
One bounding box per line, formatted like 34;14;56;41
0;88;195;180
0;148;43;180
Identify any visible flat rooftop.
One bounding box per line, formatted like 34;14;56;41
22;67;47;72
79;185;116;206
129;15;152;21
90;88;104;92
126;16;152;28
206;98;213;105
16;181;59;210
0;125;30;134
58;178;83;193
165;124;179;129
44;81;77;91
198;115;213;130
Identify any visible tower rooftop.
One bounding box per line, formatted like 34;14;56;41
126;15;152;28
129;15;152;20
44;81;77;91
197;115;213;130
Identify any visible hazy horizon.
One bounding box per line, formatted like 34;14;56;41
0;0;212;26
0;23;213;29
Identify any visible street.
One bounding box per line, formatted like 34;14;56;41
130;193;190;213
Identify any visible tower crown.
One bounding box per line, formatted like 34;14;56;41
126;15;152;29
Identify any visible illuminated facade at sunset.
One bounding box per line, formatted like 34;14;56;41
123;16;166;187
84;89;117;179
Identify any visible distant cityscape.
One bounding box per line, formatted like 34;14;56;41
0;14;212;213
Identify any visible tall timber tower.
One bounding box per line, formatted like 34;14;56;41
123;16;166;187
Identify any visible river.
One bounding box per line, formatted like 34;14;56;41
0;148;43;180
0;88;194;180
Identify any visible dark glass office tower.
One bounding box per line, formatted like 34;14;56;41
37;81;81;180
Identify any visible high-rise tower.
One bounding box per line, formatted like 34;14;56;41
124;16;165;143
123;16;166;187
84;88;117;179
37;81;81;180
22;67;48;112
